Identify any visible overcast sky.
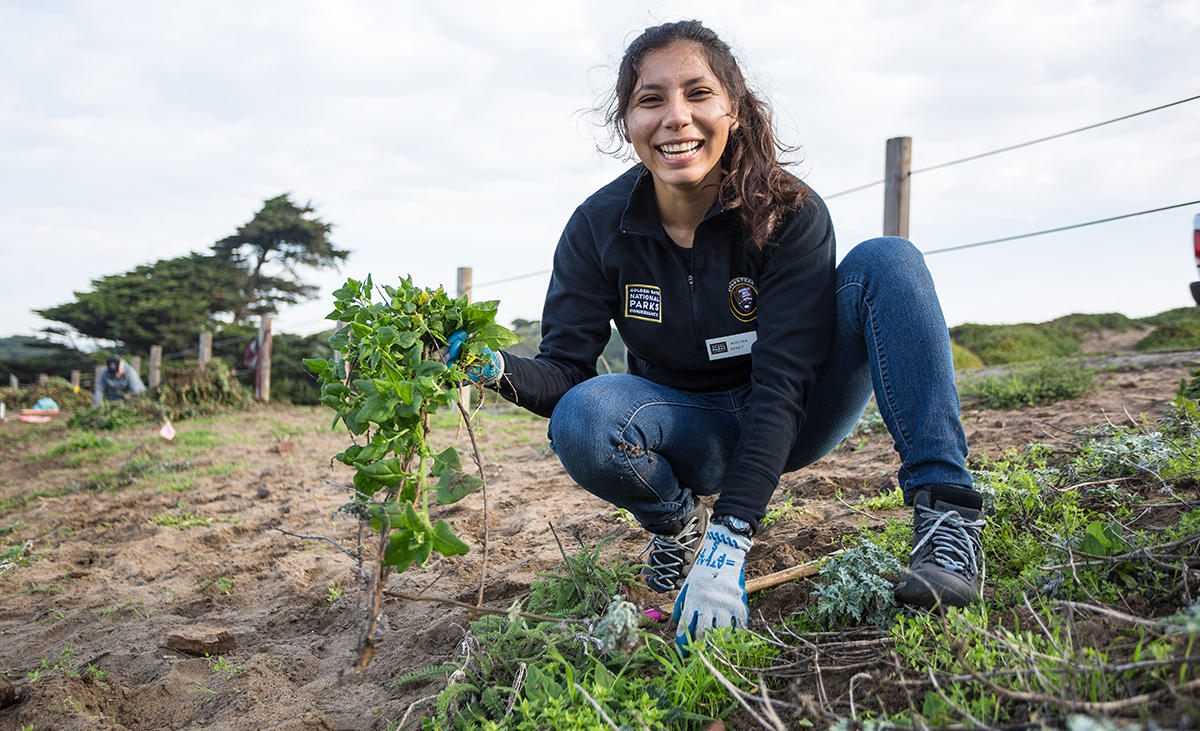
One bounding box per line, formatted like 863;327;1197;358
3;0;1198;349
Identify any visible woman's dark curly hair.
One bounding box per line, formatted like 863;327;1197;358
602;20;808;249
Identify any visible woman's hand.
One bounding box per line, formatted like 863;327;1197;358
672;523;751;652
443;329;503;386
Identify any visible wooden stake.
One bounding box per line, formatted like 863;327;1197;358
649;557;825;619
198;332;212;365
8;374;16;389
457;267;473;302
883;136;912;238
149;345;162;389
38;373;48;385
130;355;141;375
71;370;81;390
256;316;272;403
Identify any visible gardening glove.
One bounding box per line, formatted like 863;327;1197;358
444;329;503;386
672;523;751;653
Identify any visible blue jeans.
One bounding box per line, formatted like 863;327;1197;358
547;237;972;529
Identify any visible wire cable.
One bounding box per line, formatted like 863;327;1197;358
923;199;1200;256
912;94;1199;175
212;334;256;348
821;93;1200;200
470;269;553;289
824;179;886;200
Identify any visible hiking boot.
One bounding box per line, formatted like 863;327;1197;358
894;484;985;609
639;502;709;593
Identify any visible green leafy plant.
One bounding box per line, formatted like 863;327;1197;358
307;275;519;668
859;486;904;511
1070;425;1173;480
808;540;902;628
309;275;517;573
760;494;809;528
207;654;243;680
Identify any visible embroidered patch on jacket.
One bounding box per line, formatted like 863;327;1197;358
728;277;758;322
625;284;662;323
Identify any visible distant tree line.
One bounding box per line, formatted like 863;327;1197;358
35;194;348;353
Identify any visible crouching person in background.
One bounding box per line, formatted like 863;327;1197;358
93;356;146;406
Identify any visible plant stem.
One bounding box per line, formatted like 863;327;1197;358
354;525;390;676
455;398;490;608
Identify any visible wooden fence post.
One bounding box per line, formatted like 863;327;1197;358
256;316;273;403
198;332;212;365
333;322;345;366
130;355;142;375
149;345;162;389
457;267;473;302
883;136;912;238
94;365;104;399
9;374;18;389
71;370;81;390
38;373;48;385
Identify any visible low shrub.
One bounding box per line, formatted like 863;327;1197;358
950;342;983;369
950;312;1137;365
1137;321;1200;351
0;376;92;411
69;360;253;430
958;361;1094;408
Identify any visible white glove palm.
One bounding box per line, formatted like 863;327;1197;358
672;523;751;652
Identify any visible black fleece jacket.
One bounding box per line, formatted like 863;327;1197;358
496;165;836;530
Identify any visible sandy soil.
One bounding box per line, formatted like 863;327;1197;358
0;348;1196;729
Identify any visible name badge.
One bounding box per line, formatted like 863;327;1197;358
705;331;757;360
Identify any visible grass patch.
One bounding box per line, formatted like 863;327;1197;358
0;485;77;514
958;361;1094;408
30;432;127;466
196;462;238;477
172;429;226;450
949;308;1200;365
949;313;1135;365
951;341;983;369
82;452;194;492
154;476;195;493
149;504;212;528
1138;319;1200;351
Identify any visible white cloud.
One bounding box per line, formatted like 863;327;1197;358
1;0;1198;348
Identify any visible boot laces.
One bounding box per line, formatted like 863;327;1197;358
640;513;705;591
912;504;986;582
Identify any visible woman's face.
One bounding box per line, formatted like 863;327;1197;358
625;41;738;199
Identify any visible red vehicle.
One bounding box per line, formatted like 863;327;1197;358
1193;212;1200;304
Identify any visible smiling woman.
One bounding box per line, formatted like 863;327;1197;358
446;18;985;652
622;42;737;231
603;20;807;251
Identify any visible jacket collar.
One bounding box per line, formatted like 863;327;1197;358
618;165;729;242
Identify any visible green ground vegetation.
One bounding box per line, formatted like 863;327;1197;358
399;380;1200;729
958;361;1096;409
950;308;1200;366
67;359;253;431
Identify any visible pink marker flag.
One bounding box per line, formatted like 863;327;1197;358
159;420;176;441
